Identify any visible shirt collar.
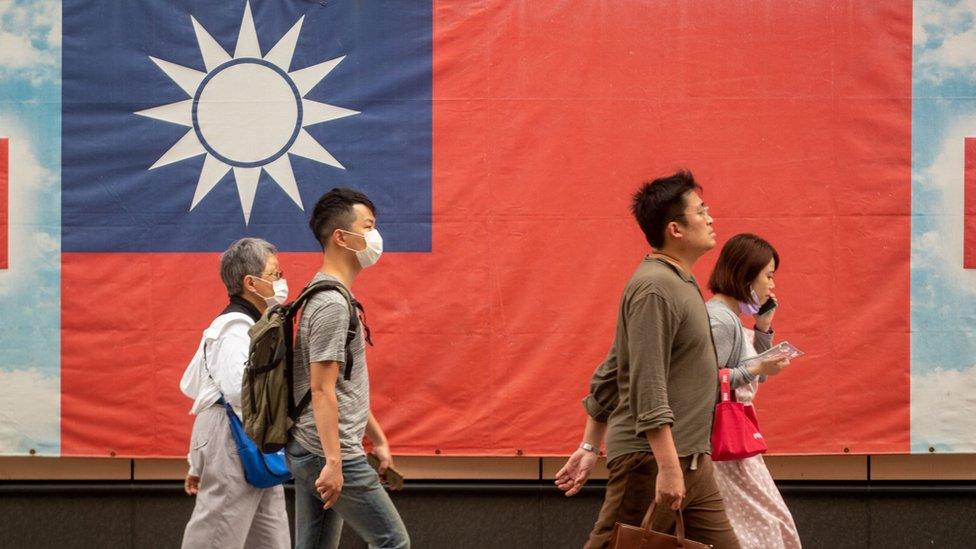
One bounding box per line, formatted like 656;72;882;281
222;295;262;322
646;255;696;283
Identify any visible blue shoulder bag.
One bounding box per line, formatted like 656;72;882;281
203;335;291;489
221;399;292;488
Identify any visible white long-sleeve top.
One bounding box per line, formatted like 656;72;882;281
180;312;253;419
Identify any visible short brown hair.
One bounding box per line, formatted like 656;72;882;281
708;233;779;302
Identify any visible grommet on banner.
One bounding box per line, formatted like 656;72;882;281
516;449;523;456
929;447;936;453
843;447;850;453
28;448;36;456
110;451;117;457
434;449;441;455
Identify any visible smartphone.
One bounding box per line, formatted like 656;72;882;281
756;297;777;316
366;452;405;490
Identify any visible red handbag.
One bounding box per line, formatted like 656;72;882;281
710;368;767;461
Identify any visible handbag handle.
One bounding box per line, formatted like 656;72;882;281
718;368;737;403
639;502;690;544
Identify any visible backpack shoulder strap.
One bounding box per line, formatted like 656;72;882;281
287;280;361;421
287;280;349;317
286;280;359;343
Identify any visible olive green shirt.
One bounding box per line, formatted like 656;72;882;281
583;257;719;462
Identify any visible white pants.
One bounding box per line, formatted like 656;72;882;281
181;406;290;549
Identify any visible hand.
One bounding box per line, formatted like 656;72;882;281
554;448;599;497
654;466;685;511
184;474;200;496
754;292;776;332
373;443;394;476
314;461;344;509
757;357;790;376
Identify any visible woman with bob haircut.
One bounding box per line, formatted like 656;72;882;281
706;233;802;549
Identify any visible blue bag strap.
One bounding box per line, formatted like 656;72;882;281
223;401;250;451
202;340;251;450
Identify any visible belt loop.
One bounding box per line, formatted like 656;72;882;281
690;453;700;471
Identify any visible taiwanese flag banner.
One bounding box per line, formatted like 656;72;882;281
0;0;973;458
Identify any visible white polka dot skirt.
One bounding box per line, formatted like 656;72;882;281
714;455;803;549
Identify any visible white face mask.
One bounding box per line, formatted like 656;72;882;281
270;278;289;305
341;228;383;269
253;277;289;306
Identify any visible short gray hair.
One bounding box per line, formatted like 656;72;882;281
220;238;278;296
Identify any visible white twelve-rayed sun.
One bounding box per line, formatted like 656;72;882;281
136;1;359;224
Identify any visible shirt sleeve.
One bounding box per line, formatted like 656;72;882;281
628;292;677;435
582;343;619;422
709;310;737;368
213;322;250;410
709;307;755;389
752;327;772;383
753;327;773;352
306;297;350;364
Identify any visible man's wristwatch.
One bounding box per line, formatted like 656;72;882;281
579;442;598;454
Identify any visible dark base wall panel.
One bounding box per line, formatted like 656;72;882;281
1;483;974;548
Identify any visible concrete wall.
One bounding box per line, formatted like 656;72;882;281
1;482;975;548
2;455;975;548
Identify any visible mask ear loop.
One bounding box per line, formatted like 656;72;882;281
247;274;273;300
337;229;367;253
748;286;759;305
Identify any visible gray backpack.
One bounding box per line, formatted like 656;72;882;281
242;280;365;453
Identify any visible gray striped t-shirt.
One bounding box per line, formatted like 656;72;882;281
291;273;369;460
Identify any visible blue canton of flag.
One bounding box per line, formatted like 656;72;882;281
62;0;432;252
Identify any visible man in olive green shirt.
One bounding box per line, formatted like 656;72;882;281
555;171;740;549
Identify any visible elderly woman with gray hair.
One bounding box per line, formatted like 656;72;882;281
179;237;290;549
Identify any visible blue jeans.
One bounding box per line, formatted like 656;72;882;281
286;439;410;549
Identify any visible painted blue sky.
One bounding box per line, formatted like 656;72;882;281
911;0;976;452
0;0;61;455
